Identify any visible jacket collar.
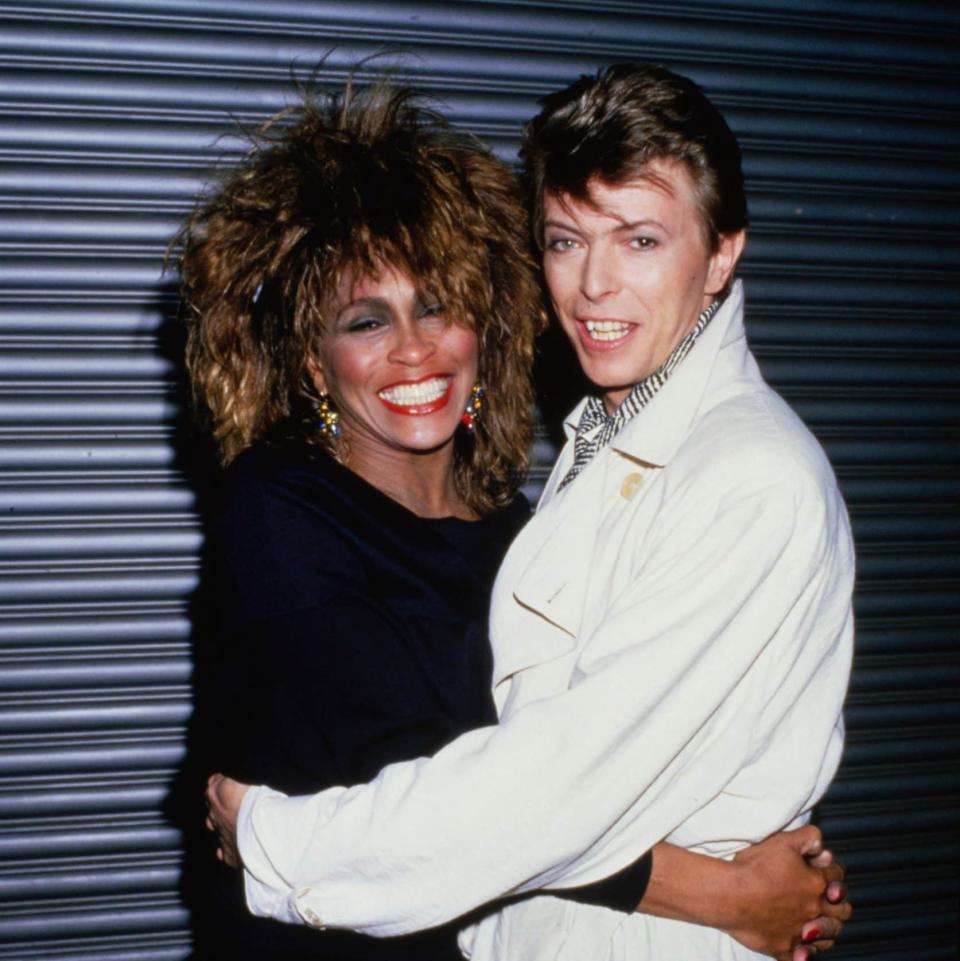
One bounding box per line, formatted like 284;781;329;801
561;280;746;469
491;282;749;684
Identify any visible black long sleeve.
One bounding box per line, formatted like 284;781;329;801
192;444;651;960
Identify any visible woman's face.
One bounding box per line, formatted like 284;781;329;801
542;159;744;413
313;265;479;461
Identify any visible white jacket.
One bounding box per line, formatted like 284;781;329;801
237;281;855;959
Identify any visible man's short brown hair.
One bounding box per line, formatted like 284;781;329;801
521;62;748;252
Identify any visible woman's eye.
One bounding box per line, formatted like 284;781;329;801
630;236;657;250
420;302;445;318
345;316;383;333
546;237;578;252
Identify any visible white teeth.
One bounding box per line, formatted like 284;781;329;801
584;320;630;341
378;377;450;406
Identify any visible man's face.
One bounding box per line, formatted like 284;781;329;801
542;160;744;413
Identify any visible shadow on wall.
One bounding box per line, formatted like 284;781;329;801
148;271;233;956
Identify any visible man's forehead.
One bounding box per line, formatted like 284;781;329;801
543;166;692;227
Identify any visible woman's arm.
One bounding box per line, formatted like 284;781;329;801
643;833;850;961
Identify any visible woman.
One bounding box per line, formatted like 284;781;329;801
188;79;848;960
179;80;551;959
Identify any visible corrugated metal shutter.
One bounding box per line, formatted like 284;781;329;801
0;2;956;958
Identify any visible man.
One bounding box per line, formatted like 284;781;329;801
207;63;854;960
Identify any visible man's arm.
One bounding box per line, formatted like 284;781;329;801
227;475;851;936
207;777;849;961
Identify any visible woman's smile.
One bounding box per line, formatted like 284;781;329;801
377;374;454;414
314;266;479;461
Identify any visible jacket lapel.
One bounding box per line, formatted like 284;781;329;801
489;445;608;686
607;281;745;467
490;283;748;688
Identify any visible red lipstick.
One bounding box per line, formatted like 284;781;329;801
377;374;454;416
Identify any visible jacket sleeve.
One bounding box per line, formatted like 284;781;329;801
237;469;853;937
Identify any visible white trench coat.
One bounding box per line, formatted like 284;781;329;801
237;281;855;960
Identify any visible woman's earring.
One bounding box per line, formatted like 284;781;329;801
460;384;485;433
318;394;341;437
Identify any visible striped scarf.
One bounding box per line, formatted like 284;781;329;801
556;299;721;492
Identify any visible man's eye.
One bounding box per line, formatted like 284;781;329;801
631;236;657;250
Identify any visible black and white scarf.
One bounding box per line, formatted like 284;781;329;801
556;299;722;492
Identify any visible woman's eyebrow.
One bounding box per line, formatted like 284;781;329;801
339;295;389;312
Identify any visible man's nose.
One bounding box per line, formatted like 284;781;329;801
579;248;618;301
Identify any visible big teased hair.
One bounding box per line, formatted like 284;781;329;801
178;81;546;514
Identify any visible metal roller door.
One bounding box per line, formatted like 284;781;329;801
0;2;956;958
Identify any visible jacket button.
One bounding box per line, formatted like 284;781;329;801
295;896;326;929
620;472;644;500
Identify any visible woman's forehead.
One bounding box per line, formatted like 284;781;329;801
326;261;460;317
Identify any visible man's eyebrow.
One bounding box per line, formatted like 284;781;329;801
543;216;668;235
543;218;581;231
613;218;666;232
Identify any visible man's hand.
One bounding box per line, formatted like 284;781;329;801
204;773;251;869
727;826;852;961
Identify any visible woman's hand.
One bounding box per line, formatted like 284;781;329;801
204;773;252;869
724;826;851;960
642;827;850;960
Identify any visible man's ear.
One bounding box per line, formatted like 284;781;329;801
306;357;328;394
705;229;746;296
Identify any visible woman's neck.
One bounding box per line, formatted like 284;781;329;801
343;436;475;520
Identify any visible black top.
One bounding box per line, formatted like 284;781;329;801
191;443;650;960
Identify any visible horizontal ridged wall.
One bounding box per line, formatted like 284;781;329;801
0;1;957;958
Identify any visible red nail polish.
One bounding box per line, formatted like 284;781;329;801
802;927;821;944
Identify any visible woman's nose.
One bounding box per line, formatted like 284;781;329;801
387;322;436;366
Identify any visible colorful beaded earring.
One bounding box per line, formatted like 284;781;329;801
317;393;341;438
460;383;485;433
